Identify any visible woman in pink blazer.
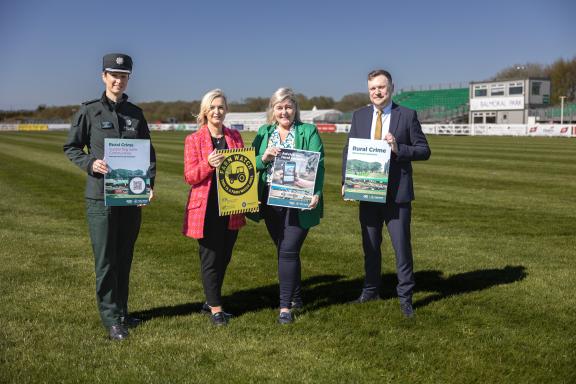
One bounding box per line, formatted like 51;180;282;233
183;89;246;326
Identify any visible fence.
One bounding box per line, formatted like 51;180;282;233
1;123;575;137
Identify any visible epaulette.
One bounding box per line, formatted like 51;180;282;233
126;101;143;111
82;98;100;105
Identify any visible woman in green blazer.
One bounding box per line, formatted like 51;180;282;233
251;88;324;324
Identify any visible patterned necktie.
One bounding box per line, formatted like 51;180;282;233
374;109;382;140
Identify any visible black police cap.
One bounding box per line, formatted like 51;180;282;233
102;53;133;74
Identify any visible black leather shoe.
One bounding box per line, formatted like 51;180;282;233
210;311;228;326
401;303;415;318
120;316;142;328
278;311;294;325
108;324;129;341
201;303;233;318
351;292;381;304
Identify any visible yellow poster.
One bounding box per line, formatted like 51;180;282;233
216;147;259;216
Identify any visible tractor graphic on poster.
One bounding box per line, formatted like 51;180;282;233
227;166;246;184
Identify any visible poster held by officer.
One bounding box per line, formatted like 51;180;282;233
104;138;151;206
216;148;259;216
267;148;320;209
343;138;391;203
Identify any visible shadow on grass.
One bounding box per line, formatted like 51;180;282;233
133;265;526;320
303;265;527;311
411;265;527;308
132;274;342;320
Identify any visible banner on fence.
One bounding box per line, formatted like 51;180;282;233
0;124;18;131
149;123;197;131
527;125;573;137
48;124;70;131
316;124;336;133
472;124;526;136
18;124;48;131
1;122;575;137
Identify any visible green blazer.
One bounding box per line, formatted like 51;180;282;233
250;121;325;229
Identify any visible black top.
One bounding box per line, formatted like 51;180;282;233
211;135;227;150
205;135;228;220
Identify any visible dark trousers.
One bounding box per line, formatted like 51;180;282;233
86;199;141;327
359;201;414;305
198;214;238;308
262;203;309;309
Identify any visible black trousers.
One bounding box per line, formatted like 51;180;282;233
261;202;309;309
359;201;414;305
198;210;238;308
86;199;141;327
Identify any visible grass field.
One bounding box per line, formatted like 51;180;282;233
1;131;575;383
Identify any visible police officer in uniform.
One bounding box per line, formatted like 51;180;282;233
64;53;156;340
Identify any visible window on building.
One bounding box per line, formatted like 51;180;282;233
491;84;505;96
473;113;483;123
474;85;487;97
531;82;541;95
509;82;523;95
486;113;496;124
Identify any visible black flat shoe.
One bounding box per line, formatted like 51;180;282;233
108;324;129;341
351;292;381;304
278;311;294;325
201;303;233;318
400;303;415;318
210;311;228;326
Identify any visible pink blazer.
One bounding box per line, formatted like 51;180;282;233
182;125;246;239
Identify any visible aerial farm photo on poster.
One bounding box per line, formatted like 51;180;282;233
344;138;391;203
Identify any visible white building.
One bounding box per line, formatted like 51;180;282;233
224;108;342;131
469;78;551;124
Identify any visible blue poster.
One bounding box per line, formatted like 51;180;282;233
267;148;320;209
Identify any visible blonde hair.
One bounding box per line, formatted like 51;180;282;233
197;89;228;126
266;87;301;124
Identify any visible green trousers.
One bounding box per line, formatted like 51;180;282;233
86;199;141;327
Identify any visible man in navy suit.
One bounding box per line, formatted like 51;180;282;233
342;69;431;317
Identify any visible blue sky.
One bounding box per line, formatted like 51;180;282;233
0;0;574;110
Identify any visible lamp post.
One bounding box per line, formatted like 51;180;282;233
559;96;566;124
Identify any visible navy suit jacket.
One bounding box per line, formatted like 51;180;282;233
342;103;431;203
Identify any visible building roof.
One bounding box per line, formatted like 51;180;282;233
224;109;342;125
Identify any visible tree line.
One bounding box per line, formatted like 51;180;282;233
2;56;574;123
491;56;576;104
0;93;370;124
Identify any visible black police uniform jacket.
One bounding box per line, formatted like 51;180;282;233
64;92;157;200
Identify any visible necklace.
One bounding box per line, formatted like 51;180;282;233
212;134;224;146
209;127;224;146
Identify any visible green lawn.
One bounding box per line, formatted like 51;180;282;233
1;131;575;383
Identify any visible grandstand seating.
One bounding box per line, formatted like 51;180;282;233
333;88;470;123
393;88;468;110
393;88;469;122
